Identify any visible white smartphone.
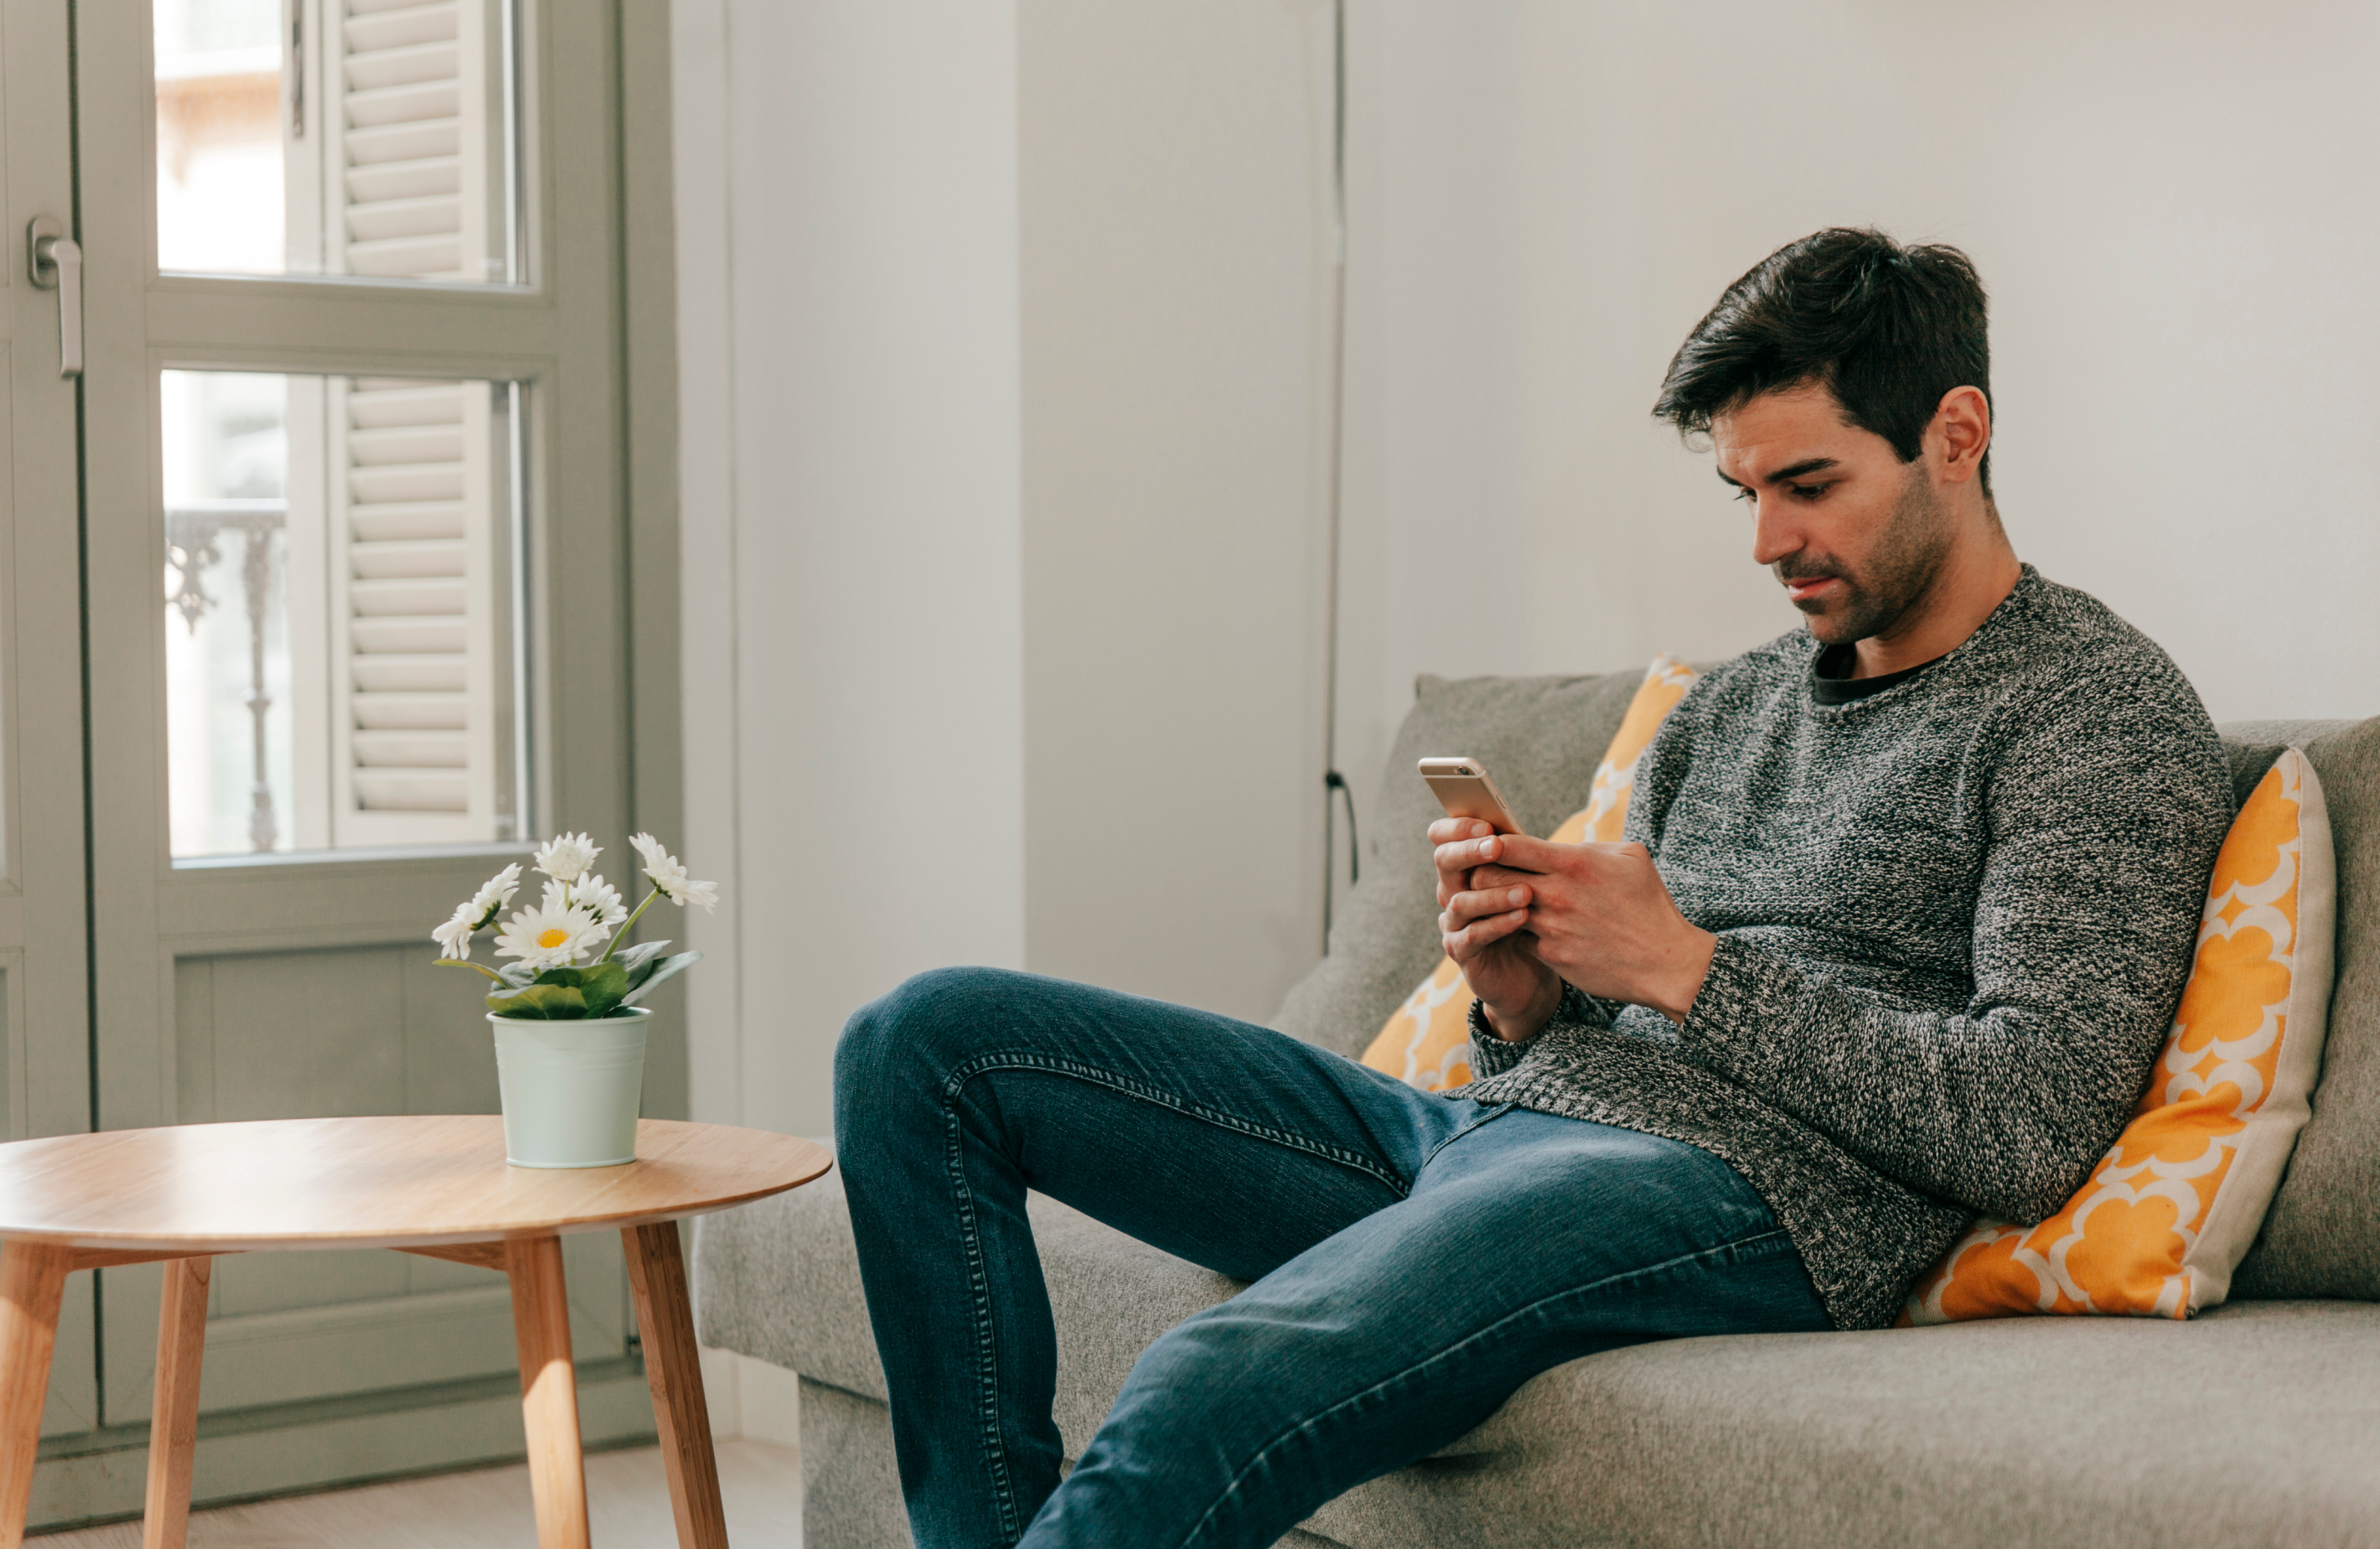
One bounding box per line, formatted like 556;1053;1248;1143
1418;758;1527;837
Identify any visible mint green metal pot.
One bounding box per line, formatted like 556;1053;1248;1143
489;1007;652;1168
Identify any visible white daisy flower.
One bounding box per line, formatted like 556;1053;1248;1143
432;903;479;961
537;873;629;930
470;863;525;920
494;903;606;971
630;832;718;911
628;831;672;876
533;831;601;883
432;863;524;960
574;873;630;930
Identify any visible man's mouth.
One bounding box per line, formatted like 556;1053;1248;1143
1783;575;1840;605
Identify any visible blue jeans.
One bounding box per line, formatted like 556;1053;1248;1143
834;968;1829;1549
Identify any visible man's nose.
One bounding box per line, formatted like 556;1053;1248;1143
1748;497;1802;567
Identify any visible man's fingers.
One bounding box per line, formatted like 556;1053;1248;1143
1439;885;1532;934
1434;831;1526;879
1427;816;1499;847
1442;905;1530;957
1488;832;1573;872
1431;835;1502;867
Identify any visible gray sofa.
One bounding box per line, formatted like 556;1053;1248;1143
694;670;2380;1547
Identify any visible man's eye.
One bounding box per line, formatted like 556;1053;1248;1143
1789;483;1829;500
1731;486;1757;504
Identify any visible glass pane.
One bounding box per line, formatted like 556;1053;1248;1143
155;0;520;284
163;369;530;859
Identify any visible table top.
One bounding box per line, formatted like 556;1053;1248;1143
0;1116;832;1253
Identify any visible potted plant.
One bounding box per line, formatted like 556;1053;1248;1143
433;831;712;1168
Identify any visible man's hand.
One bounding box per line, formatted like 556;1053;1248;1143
1434;821;1720;1037
1473;834;1718;1024
1431;818;1564;1041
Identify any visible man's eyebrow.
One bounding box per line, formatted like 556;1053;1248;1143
1715;456;1841;489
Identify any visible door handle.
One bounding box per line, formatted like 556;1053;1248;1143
27;216;82;378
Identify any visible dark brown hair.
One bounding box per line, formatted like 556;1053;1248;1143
1653;228;1993;495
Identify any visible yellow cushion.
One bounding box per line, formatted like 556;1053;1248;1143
1360;655;1700;1091
1902;749;2336;1323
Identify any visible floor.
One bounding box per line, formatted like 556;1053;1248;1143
36;1440;802;1547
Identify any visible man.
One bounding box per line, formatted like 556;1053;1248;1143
834;227;2233;1549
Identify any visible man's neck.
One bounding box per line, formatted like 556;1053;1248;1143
1849;521;2024;679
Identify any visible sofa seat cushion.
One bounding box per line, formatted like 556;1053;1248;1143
695;1163;2380;1549
1306;1297;2380;1549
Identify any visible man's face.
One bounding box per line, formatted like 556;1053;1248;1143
1710;383;1954;647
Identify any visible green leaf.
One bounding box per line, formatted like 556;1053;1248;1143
487;983;589;1018
577;962;630;1019
612;940;672;980
618;944;675;995
435;959;508;984
619;951;701;1007
492;963;632;1018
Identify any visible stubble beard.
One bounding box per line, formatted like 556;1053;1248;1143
1789;464;1955;647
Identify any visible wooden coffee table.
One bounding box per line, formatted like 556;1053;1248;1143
0;1116;831;1549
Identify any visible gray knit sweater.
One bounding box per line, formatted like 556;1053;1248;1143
1463;567;2233;1329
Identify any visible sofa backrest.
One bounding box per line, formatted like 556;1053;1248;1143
1272;671;1635;1059
2219;716;2378;1302
1271;671;2378;1303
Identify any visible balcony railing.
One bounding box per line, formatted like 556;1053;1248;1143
166;500;286;854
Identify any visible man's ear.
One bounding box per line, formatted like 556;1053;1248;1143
1931;386;1990;484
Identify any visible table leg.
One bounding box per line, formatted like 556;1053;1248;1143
0;1241;71;1549
623;1221;728;1548
506;1235;590;1549
142;1256;212;1549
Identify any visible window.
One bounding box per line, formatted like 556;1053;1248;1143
164;369;529;857
156;0;520;284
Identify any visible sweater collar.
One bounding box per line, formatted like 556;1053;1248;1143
1801;564;2044;708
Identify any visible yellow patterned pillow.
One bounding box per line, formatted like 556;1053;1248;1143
1360;655;1700;1091
1902;749;2336;1324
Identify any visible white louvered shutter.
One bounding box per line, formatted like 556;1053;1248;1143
305;0;515;845
326;377;510;845
329;0;501;282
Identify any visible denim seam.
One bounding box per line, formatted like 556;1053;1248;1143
941;1050;1413;1194
1415;1101;1513;1171
1172;1225;1802;1549
937;1049;1415;1540
940;1075;1027;1541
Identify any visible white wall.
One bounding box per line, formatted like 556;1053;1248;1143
675;2;2380;1134
673;2;1336;1137
672;0;1029;1137
1018;2;1336;1017
1331;0;2380;819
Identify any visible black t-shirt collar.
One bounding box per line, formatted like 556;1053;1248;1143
1809;641;1948;705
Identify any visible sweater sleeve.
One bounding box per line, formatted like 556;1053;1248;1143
1468;983;1612;1080
1674;671;2233;1223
